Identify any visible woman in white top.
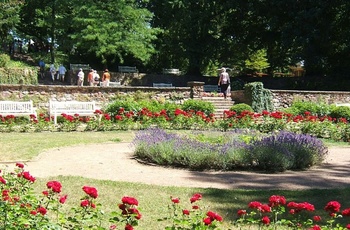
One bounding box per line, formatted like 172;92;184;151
218;67;230;99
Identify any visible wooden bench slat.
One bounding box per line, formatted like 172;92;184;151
70;64;91;71
203;85;220;92
163;68;181;75
50;100;96;124
118;66;138;73
153;83;173;87
0;101;37;118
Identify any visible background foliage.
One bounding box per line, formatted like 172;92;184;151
1;0;350;77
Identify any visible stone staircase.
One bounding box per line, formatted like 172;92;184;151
200;97;235;118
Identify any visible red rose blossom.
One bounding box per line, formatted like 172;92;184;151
37;206;47;215
121;196;138;206
171;197;180;204
30;210;37;215
59;195;68;204
313;215;322;222
237;209;247;216
21;171;35;182
182;209;190;215
269;195;286;207
128;208;142;219
16;162;24;168
47;181;62;193
0;176;6;185
249;201;263;209
81;199;89;207
311;225;321;230
325;201;341;213
82;186;98;199
261;216;270;225
42;190;49;196
207;211;223;221
124;224;134;230
343;208;350;216
190;193;202;203
203;217;212;225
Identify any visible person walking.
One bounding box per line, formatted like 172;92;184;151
58;64;67;82
77;68;84;86
49;64;56;82
92;70;100;86
102;69;111;87
87;69;94;86
38;60;45;79
218;67;230;100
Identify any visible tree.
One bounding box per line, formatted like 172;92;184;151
69;0;160;67
0;0;23;53
147;0;233;75
245;49;270;73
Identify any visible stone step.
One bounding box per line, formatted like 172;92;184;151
200;97;234;118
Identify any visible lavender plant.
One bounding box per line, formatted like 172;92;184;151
132;128;328;172
245;131;328;172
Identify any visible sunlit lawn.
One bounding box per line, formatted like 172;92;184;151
0;131;135;161
1;131;350;229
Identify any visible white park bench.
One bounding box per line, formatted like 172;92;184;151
0;101;37;118
153;83;173;87
162;68;181;75
109;81;122;87
335;103;350;107
203;85;220;92
118;66;138;73
98;81;121;87
70;64;91;71
49;100;96;124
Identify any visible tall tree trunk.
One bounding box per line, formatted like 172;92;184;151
50;0;56;64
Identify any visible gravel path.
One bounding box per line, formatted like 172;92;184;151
8;143;350;190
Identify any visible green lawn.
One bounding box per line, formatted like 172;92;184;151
0;131;135;161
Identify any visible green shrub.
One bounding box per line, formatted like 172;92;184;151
181;99;215;116
230;103;253;114
0;53;10;68
330;106;350;121
285;101;332;116
244;82;273;112
104;99;142;119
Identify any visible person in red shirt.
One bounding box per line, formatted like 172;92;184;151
102;69;111;86
87;69;94;86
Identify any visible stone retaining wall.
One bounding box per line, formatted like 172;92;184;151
0;84;191;111
1;84;349;112
231;89;350;110
271;90;350;109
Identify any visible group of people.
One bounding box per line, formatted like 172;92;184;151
39;61;229;96
49;64;67;82
38;60;67;82
77;68;111;87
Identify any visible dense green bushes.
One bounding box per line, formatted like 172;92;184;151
0;53;38;85
244;82;273;112
330;105;350;121
229;103;253;114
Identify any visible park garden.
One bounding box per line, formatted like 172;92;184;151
1;1;350;228
1;90;350;229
